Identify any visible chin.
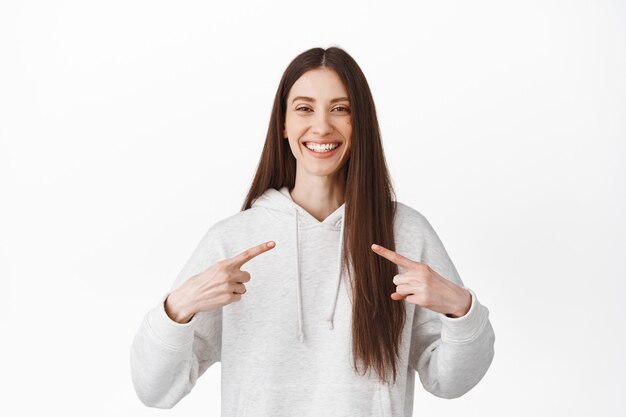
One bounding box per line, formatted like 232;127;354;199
304;166;344;178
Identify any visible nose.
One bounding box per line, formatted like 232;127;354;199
311;110;333;136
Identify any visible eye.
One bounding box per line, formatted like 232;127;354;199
295;106;351;113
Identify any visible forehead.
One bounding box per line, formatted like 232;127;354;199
287;68;349;101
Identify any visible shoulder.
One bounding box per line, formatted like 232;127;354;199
204;207;266;238
393;201;444;255
188;208;266;260
394;201;432;233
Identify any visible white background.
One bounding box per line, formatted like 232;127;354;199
1;1;625;416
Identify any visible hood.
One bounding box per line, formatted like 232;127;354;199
251;186;346;343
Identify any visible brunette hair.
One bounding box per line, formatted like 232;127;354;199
241;46;405;385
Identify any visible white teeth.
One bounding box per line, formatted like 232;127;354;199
305;142;340;153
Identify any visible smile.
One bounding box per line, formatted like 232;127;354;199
304;142;340;153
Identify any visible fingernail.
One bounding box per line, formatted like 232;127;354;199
372;244;379;250
267;241;275;248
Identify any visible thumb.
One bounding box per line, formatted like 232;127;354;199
391;292;406;301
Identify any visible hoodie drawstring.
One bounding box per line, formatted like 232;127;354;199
327;207;345;331
294;208;304;343
294;205;345;343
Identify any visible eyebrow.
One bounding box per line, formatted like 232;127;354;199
291;96;350;104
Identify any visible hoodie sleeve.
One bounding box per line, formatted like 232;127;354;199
407;215;496;399
130;225;223;408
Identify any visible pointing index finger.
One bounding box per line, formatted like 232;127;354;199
371;243;416;271
227;241;276;269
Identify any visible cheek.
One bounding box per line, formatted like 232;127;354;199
287;118;308;134
344;123;352;138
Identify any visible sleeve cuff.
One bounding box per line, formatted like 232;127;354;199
438;288;489;344
145;292;197;349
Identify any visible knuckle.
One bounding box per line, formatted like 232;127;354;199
218;282;231;294
422;275;434;289
216;261;230;273
216;270;229;283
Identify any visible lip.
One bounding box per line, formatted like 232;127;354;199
304;140;342;145
303;142;342;159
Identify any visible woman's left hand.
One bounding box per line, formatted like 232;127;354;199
371;244;472;318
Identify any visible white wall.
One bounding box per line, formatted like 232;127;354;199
1;0;624;415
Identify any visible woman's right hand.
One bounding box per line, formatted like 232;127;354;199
164;240;276;323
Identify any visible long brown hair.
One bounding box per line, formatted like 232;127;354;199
240;46;405;385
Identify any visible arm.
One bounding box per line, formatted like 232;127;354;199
129;227;223;408
408;216;496;399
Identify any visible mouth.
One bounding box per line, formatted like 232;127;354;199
304;142;342;158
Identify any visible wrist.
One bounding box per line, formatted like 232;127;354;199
446;288;472;318
164;291;195;324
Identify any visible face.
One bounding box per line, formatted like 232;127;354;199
283;68;352;179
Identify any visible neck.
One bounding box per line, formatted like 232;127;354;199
289;171;346;223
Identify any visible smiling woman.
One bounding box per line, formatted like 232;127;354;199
284;68;353;176
130;46;496;417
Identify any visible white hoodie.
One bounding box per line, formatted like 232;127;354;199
130;186;496;416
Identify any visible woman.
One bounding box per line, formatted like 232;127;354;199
130;46;495;417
